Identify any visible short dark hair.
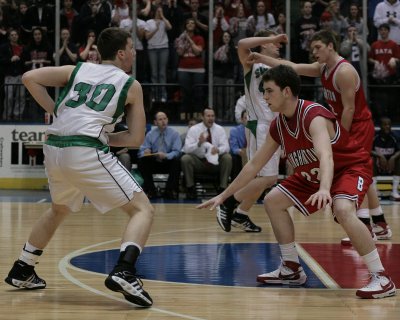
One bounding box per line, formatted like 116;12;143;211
310;29;338;51
262;65;301;97
378;23;390;31
97;27;131;61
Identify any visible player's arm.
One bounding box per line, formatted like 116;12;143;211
237;34;287;73
335;64;356;131
22;65;74;114
246;52;321;78
198;133;279;210
108;80;146;148
306;116;334;209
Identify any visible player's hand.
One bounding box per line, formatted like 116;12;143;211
246;52;263;64
274;33;288;44
305;189;332;210
196;194;224;210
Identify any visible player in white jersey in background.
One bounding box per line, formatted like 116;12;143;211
216;30;283;232
4;28;154;308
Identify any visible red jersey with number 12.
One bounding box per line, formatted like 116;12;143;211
321;58;371;122
269;100;371;181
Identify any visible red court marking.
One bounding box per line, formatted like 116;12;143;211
301;243;400;289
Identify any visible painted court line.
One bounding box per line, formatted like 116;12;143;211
297;243;340;289
59;240;207;320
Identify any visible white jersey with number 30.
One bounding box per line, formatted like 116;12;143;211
47;62;134;145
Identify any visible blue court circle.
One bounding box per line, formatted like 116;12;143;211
70;243;325;288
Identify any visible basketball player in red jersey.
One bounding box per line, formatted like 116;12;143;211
246;30;392;244
197;65;396;299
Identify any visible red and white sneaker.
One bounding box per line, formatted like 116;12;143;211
257;260;307;285
372;222;392;240
356;271;396;299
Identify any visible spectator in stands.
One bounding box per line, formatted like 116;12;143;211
163;0;184;83
340;23;369;77
294;1;319;64
60;0;81;42
229;109;247;180
175;17;205;120
213;31;237;120
183;0;208;41
293;1;320;101
180;117;198;145
212;3;229;47
21;0;55;43
0;6;8;46
344;2;365;35
245;1;275;37
229;3;248;46
181;107;232;200
119;7;148;82
58;27;78;65
9;1;29;45
138;111;182;200
23;27;54;70
310;0;329;18
78;0;111;45
372;117;400;201
369;23;400;119
324;0;346;40
373;0;400;45
111;0;130;27
273;12;286;56
79;29;100;63
145;5;171;103
0;28;25;120
224;0;251;18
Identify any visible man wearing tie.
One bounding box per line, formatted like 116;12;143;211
181;107;232;200
138;111;182;199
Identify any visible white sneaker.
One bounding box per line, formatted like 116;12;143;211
356;271;396;299
372;222;392;240
390;193;400;201
257;260;307;285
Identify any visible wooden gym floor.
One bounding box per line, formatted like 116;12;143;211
0;190;399;320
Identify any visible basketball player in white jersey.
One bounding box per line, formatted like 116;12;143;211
4;28;154;307
216;30;282;233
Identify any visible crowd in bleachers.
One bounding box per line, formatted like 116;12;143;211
0;0;400;123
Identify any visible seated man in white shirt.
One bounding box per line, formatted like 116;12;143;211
181;107;232;200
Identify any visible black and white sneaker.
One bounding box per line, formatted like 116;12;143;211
5;260;46;289
105;268;153;307
216;204;233;232
231;212;262;232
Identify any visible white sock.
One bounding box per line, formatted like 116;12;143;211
356;208;370;219
362;249;384;273
369;206;383;216
393;176;400;195
279;242;299;264
19;242;43;266
121;241;142;253
235;207;248;215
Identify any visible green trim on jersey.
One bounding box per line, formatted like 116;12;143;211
246;120;257;138
114;77;134;122
244;65;252;92
54;62;83;117
45;134;109;153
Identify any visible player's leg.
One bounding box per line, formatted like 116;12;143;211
334;198;396;299
5;203;71;290
104;192;155;307
257;185;307;285
231;175;277;232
